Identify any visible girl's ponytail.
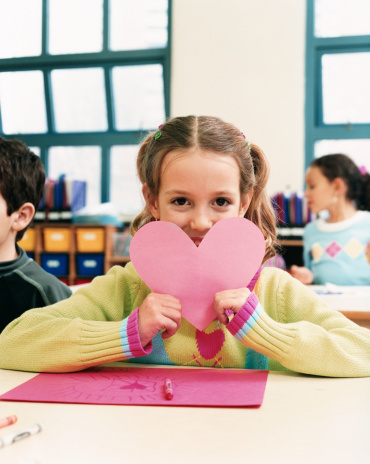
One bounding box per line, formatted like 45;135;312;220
358;172;370;211
130;134;157;235
244;144;277;262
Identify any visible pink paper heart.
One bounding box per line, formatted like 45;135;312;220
130;217;265;331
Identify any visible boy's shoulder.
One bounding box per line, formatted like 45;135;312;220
15;250;72;301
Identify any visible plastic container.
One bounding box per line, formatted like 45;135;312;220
44;228;71;252
18;228;35;251
40;253;69;275
76;228;105;252
76;254;104;276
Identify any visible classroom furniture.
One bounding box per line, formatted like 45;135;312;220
276;227;304;268
310;286;370;329
18;224;130;285
0;364;369;464
19;223;304;281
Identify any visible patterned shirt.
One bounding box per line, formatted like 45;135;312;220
303;211;370;285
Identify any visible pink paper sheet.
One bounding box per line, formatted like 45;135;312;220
0;367;268;408
130;217;266;331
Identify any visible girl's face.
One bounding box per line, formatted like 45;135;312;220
305;166;337;214
145;148;252;246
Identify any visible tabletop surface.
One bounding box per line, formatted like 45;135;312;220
0;364;369;464
309;285;370;312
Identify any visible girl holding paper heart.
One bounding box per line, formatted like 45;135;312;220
0;116;369;378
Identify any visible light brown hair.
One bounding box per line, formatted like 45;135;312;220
131;115;277;261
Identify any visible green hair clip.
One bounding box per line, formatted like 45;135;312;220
154;131;162;140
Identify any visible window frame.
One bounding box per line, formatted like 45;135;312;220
305;0;370;170
0;0;172;203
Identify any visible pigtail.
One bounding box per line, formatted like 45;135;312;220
245;144;277;262
357;172;370;211
130;133;157;236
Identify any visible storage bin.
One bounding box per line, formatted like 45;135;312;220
44;228;71;252
76;228;105;252
41;253;69;275
76;254;104;276
18;228;35;251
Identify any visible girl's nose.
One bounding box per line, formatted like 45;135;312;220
190;211;212;232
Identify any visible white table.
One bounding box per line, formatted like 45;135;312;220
310;285;370;329
0;365;369;464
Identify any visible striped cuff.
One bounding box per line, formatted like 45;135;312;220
119;309;153;358
227;292;262;340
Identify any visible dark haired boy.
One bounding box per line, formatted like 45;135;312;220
0;137;71;332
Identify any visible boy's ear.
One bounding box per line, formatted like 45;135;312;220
11;202;35;232
239;189;254;217
142;184;159;220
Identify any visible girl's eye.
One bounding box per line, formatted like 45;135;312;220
215;197;230;207
173;197;188;206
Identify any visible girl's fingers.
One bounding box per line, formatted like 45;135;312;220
138;293;182;346
214;288;250;324
161;318;180;339
144;293;181;310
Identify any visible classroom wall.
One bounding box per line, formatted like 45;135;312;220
171;0;306;194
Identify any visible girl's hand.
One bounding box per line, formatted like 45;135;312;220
138;293;182;347
214;288;251;325
290;265;314;285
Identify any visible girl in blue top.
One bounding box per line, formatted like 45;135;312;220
291;154;370;285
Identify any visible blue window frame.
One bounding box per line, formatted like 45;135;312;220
305;0;370;171
0;0;172;216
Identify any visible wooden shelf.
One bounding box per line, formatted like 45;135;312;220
107;256;131;265
276;238;304;268
277;239;303;247
22;223;131;285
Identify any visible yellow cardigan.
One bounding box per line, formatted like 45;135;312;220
0;264;369;377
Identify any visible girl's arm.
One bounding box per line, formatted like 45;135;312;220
224;269;370;377
0;266;153;373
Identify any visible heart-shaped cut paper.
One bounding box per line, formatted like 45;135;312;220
130;217;265;331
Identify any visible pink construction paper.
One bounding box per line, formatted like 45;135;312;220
0;367;268;408
130;217;265;331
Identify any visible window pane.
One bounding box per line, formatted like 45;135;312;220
322;52;370;124
314;139;370;171
51;68;107;132
0;0;42;58
109;0;168;50
48;146;101;207
48;0;103;54
110;145;144;218
315;0;370;37
112;65;165;130
0;71;47;134
29;147;41;157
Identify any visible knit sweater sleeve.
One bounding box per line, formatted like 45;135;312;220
227;268;370;377
0;265;152;373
